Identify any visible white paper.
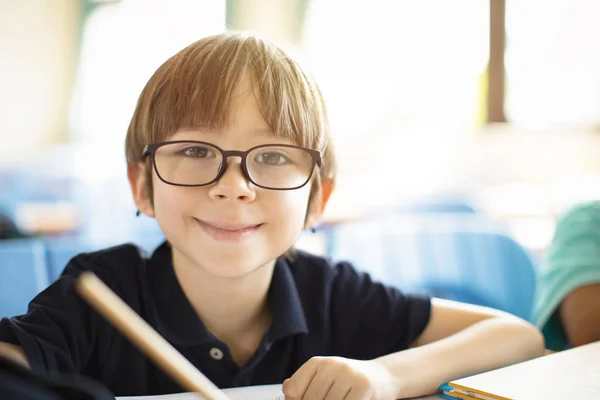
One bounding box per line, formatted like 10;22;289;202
117;384;284;400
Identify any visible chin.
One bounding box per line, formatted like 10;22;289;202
196;250;274;279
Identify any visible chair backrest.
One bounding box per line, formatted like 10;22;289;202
327;214;537;320
377;198;478;215
0;239;49;318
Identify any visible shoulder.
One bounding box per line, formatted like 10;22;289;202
546;201;600;262
288;253;432;357
288;250;403;301
543;201;600;277
24;242;156;321
554;201;600;232
61;243;150;287
287;249;368;284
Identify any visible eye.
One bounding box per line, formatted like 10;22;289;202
180;146;214;158
255;151;290;166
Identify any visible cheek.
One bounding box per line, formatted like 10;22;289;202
151;178;199;221
265;187;311;229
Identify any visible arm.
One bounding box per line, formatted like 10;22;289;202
559;283;600;347
376;298;544;398
284;300;543;399
0;342;29;369
283;261;544;400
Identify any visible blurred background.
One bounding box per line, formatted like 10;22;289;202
2;0;600;320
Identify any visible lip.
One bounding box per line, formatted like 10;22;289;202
195;219;262;241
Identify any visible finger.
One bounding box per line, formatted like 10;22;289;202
324;380;352;400
283;359;319;400
343;386;371;400
302;373;335;400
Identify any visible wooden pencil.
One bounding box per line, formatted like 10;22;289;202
75;271;230;400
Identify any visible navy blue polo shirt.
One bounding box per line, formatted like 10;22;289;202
0;242;431;396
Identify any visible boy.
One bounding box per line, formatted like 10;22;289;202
0;33;544;399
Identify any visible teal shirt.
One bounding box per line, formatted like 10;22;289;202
533;201;600;351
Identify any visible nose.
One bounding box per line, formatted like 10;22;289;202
208;157;256;202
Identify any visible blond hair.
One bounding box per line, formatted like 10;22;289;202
125;32;336;209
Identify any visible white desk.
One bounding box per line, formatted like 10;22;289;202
118;388;445;399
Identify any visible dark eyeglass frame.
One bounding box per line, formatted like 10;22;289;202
142;140;322;190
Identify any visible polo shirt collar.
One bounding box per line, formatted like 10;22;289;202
148;242;308;346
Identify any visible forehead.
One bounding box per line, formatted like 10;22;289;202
167;78;295;144
167;127;299;149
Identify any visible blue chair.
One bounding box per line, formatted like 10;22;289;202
327;214;537;320
0;239;49;318
400;201;477;214
370;193;478;217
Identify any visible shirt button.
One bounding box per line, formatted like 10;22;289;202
209;347;224;360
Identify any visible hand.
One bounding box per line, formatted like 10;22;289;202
282;356;401;400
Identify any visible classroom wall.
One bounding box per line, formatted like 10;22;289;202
0;1;81;168
227;0;307;46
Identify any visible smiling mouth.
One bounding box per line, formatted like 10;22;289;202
194;219;263;241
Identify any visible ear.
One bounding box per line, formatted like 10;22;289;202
127;162;155;218
304;179;333;230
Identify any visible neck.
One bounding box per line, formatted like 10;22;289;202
171;250;275;343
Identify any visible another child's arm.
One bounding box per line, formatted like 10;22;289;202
559;283;600;347
283;298;543;400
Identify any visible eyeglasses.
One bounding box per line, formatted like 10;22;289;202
142;141;322;190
